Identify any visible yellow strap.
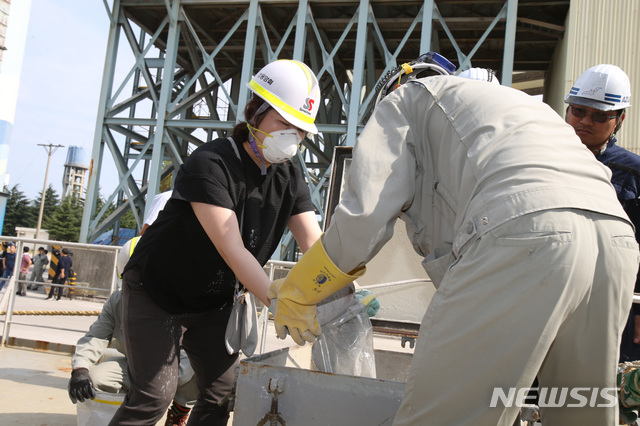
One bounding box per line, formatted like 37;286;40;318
93;398;123;406
248;79;315;125
246;124;268;149
129;236;140;257
401;63;413;75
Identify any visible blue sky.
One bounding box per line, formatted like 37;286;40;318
7;1;112;201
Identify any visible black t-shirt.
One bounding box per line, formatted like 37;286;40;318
125;137;315;313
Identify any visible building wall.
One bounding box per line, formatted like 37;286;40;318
14;226;50;254
63;166;88;200
546;0;640;154
0;0;9;69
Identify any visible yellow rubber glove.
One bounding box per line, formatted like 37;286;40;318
268;238;366;345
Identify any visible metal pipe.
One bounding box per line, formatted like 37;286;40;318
358;278;431;290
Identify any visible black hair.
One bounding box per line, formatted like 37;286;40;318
231;95;272;143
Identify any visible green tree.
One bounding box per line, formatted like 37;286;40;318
120;209;137;229
31;185;60;230
3;184;36;236
47;196;84;242
93;192;110;221
94;192;139;233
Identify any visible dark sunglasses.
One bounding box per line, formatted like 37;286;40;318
569;105;618;124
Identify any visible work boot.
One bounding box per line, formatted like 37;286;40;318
164;408;188;426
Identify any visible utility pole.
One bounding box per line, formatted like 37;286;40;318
35;143;64;239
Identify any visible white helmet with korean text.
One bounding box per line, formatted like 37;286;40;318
459;67;500;85
564;64;631;111
247;59;321;134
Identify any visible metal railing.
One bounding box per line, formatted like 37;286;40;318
5;235;638;354
0;236;121;347
0;241;296;352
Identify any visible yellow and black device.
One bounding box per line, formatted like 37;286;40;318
48;245;62;280
68;268;76;299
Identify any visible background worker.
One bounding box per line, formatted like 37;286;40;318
0;242;16;291
268;52;639;425
140;190;171;236
46;248;72;301
112;59;324;426
28;247;49;291
68;238;199;426
0;243;6;278
16;246;31;296
564;64;640;363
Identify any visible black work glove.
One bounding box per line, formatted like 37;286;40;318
68;367;96;404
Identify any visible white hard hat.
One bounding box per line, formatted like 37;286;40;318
565;64;631;111
459;67;500;85
117;236;140;278
247;59;321;134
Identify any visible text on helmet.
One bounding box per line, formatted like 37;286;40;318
583;87;603;96
257;72;273;86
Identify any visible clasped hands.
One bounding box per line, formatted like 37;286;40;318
268;278;321;346
267;238;366;346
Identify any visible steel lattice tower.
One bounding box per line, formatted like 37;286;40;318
80;0;568;258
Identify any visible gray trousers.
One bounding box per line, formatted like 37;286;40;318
88;349;199;407
29;267;46;290
393;209;639;426
17;272;28;294
109;269;237;426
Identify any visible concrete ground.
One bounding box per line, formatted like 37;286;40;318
0;346;77;425
0;287;117;426
0;286;414;425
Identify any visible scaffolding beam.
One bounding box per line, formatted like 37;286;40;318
80;0;568;258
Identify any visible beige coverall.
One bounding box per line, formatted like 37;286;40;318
322;76;639;425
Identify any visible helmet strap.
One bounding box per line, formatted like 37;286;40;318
606;111;625;148
246;125;268;175
613;110;625;134
253;100;271;118
245;100;277;175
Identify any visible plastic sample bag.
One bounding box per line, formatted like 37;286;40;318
312;284;377;378
76;390;124;426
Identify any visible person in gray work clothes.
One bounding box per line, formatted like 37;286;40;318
28;247;49;291
269;52;640;426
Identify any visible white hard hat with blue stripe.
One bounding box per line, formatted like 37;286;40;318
565;64;631;111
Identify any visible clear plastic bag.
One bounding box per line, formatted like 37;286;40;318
76;390;124;426
312;285;377;378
